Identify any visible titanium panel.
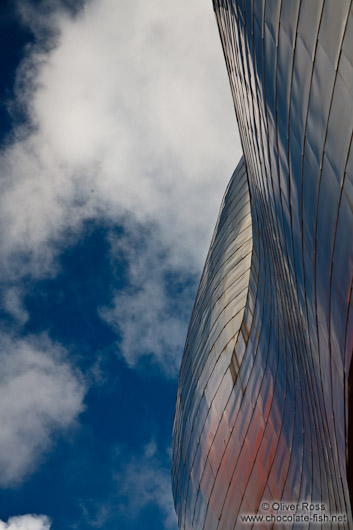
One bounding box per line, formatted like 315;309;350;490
172;1;353;528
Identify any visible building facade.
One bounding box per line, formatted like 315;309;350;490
172;1;353;528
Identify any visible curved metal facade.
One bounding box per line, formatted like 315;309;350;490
172;1;353;529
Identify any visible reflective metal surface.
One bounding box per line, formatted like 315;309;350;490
172;1;353;528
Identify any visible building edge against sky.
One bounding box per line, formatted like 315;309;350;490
172;1;353;528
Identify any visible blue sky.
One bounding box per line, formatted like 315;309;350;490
0;0;239;529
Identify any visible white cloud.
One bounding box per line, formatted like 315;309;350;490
0;333;85;486
0;0;242;499
99;225;197;374
2;287;29;325
0;515;51;530
114;441;178;529
1;0;238;274
0;0;240;366
79;441;177;528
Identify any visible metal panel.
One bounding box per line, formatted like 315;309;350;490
172;1;353;528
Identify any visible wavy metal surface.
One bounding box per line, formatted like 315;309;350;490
172;1;353;528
